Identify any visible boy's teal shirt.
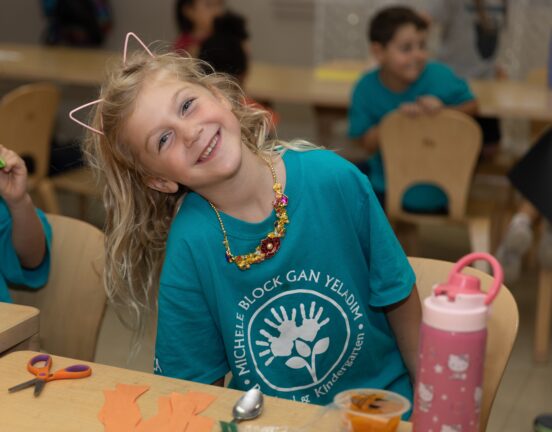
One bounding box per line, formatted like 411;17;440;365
0;199;52;303
348;61;475;212
155;149;416;407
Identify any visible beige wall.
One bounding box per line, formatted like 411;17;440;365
0;1;43;44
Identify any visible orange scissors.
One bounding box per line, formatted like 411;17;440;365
8;354;92;397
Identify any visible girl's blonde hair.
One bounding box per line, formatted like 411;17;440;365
84;47;317;337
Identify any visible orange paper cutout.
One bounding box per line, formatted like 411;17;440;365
98;384;150;432
135;396;172;431
99;384;216;432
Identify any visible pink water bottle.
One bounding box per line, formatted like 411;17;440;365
412;253;503;432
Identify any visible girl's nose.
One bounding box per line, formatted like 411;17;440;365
182;126;203;148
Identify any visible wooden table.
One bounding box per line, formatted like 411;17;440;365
1;43;551;121
0;304;39;354
0;351;411;431
0;43;115;86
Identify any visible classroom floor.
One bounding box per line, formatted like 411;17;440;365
60;103;552;432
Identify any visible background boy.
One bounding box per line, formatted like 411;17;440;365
348;6;478;213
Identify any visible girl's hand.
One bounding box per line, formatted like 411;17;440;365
418;95;443;114
0;145;29;205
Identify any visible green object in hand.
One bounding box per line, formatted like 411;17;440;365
0;158;5;169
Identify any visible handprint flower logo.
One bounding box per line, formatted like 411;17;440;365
256;301;331;383
297;302;330;341
256;306;300;362
248;289;350;392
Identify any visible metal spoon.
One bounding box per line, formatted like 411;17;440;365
232;388;264;423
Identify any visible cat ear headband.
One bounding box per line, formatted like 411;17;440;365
68;32;155;136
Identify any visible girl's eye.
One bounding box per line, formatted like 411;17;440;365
158;132;171;152
181;98;195;114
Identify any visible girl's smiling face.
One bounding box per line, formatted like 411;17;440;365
122;71;243;194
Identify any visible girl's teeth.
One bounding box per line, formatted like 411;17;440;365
200;134;219;160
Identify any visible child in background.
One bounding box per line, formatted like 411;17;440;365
348;6;478;213
496;127;552;283
0;145;51;303
197;11;250;83
173;0;225;56
197;11;279;128
71;34;421;407
421;0;508;160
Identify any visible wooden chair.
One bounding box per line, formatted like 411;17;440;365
380;109;495;272
51;167;101;219
9;214;106;361
0;83;61;213
535;268;552;362
409;256;519;432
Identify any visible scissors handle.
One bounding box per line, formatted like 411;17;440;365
27;354;51;379
49;364;92;381
27;354;92;381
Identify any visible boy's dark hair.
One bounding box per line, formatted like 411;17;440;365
368;6;428;46
175;0;195;32
198;11;249;78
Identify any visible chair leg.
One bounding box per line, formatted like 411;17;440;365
468;217;492;273
36;179;61;214
534;269;552;363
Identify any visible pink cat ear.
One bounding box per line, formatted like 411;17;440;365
123;32;154;64
69;99;104;136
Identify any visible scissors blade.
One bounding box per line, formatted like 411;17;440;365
8;378;40;393
33;379;46;397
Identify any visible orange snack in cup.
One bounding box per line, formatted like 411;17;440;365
347;411;400;432
334;389;410;432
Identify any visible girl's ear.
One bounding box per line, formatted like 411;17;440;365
143;176;179;194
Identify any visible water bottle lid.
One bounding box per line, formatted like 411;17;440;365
423;253;504;332
436;252;503;305
434;273;482;301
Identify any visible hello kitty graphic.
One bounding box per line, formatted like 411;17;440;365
474;386;483;412
441;425;462;432
448;354;469;380
417;382;434;412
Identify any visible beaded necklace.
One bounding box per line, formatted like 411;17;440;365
209;156;289;270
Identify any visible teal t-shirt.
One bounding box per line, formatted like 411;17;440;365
348;61;475;212
154;149;416;407
0;200;52;303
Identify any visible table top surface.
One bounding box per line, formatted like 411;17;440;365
0;303;39;353
0;350;411;431
1;42;549;121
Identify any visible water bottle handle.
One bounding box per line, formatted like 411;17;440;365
449;252;503;305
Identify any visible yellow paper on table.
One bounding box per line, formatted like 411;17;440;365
314;59;375;83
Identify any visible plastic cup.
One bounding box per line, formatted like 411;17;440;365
333;389;411;432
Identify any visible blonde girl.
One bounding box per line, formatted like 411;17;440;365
71;33;421;408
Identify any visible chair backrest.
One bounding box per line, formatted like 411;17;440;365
9;214;106;361
0;83;60;182
380;109;482;221
409;257;519;432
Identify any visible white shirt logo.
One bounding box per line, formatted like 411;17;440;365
248;289;350;392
